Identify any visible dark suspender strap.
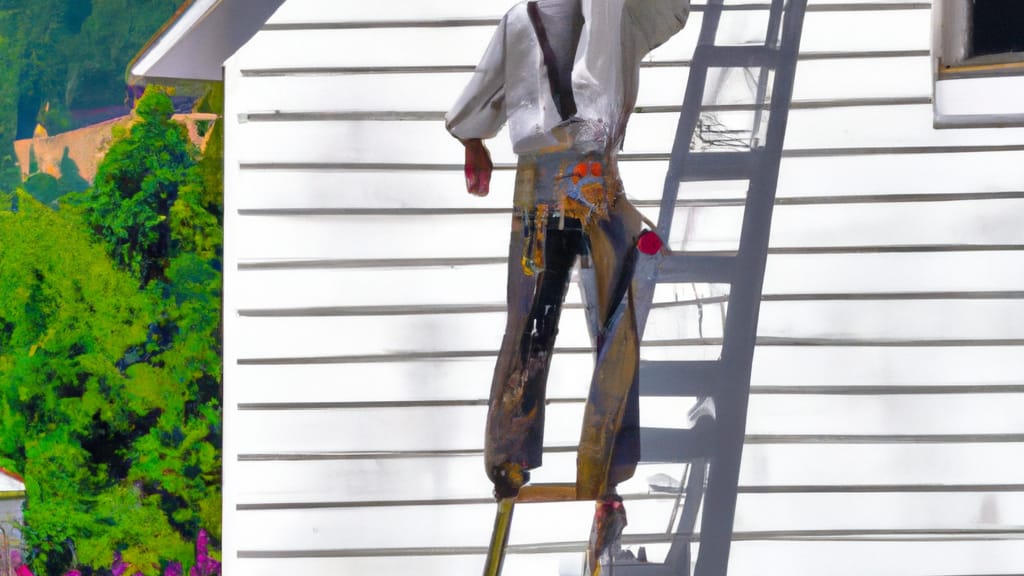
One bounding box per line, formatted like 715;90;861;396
526;1;578;121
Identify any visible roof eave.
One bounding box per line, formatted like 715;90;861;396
129;0;287;83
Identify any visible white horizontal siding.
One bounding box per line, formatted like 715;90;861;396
232;493;1024;551
232;200;1024;260
232;299;1024;360
222;1;1024;574
231;346;1024;407
728;541;1024;576
234;556;568;576
234;445;1024;506
231;109;1024;166
231;252;1024;311
234;57;931;114
235;541;1024;576
238;10;929;70
233;393;1024;455
265;0;930;25
232;152;1024;211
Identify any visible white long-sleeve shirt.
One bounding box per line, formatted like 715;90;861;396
446;0;690;156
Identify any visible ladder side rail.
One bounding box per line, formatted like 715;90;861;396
655;0;727;242
636;0;727;335
764;0;787;49
693;2;809;576
664;457;709;570
748;0;787;148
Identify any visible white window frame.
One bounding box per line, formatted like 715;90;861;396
932;0;1024;128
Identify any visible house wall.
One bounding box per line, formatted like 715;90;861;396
13;113;216;182
221;1;1024;574
0;496;24;551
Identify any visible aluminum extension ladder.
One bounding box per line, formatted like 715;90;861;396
621;0;809;574
481;0;807;574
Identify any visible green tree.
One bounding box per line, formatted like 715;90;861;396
0;0;182;141
1;83;223;575
0;192;181;574
75;87;198;287
194;83;224;217
0;20;25;190
9;0;72;138
65;0;181;111
129;85;224;544
22;172;60;204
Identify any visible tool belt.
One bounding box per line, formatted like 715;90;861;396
514;152;622;275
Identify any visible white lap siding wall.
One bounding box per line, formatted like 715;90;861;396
221;1;1024;574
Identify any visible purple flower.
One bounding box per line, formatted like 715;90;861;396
63;571;82;576
188;530;220;576
11;549;32;576
164;561;184;576
196;530;210;561
112;551;127;576
188;558;221;576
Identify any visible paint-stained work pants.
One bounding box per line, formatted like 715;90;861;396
485;151;643;500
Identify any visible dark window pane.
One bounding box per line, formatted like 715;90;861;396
972;0;1024;57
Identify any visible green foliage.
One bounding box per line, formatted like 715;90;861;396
0;153;20;192
0;0;183;203
1;81;224;576
68;0;181;109
37;99;73;134
0;0;182;137
0;192;159;573
0;1;186;193
0;24;24;190
22;172;60;205
74;87;198;287
195;83;224;225
21;147;89;205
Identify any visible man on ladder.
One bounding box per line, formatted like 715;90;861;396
445;1;691;573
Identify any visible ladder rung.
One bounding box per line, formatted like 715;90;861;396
700;45;779;68
516;483;578;503
677;151;759;182
603;564;676;575
656;254;734;283
640;360;718;397
640;424;716;464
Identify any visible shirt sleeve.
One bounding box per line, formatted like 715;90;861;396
625;0;691;56
445;15;509;141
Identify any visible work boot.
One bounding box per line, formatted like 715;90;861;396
490;462;530;500
587;492;628;575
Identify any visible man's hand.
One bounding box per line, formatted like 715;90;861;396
463;138;493;197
